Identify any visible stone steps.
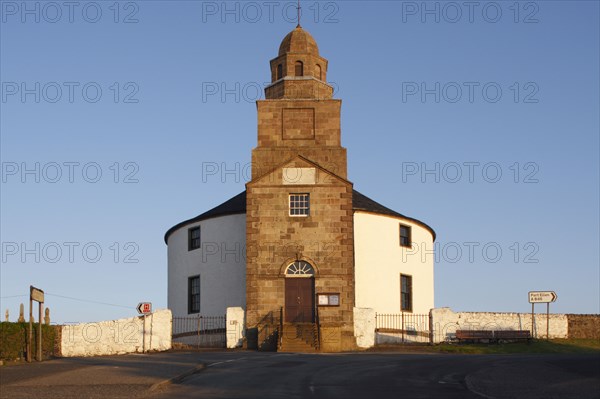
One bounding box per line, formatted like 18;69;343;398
279;323;318;353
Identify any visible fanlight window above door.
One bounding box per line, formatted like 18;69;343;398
286;261;315;276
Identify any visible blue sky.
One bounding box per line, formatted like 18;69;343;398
1;0;598;323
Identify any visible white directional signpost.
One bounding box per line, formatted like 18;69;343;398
137;302;152;353
528;291;557;339
529;291;557;303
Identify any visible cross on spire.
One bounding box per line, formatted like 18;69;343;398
297;0;301;27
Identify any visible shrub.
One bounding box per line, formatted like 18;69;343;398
0;322;58;360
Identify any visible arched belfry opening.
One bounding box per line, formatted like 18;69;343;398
295;61;304;77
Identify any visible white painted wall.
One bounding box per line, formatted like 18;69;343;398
167;214;246;318
226;307;245;348
354;212;434;315
60;309;172;357
431;307;568;343
353;307;375;348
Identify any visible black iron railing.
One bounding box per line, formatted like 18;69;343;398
256;310;281;351
375;312;431;344
172;315;226;348
314;301;320;350
279;307;284;349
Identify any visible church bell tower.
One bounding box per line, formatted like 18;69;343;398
245;26;356;352
251;26;348;180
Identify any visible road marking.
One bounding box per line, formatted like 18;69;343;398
207;357;247;367
464;375;496;399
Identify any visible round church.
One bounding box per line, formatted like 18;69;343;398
165;26;435;351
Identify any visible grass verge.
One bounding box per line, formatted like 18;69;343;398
371;339;600;354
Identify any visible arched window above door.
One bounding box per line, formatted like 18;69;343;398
285;260;314;276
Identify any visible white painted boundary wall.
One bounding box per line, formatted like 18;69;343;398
226;307;245;349
61;309;172;357
431;307;568;343
353;307;375;348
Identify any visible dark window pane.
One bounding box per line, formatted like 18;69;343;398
400;224;411;247
401;274;412;312
188;227;201;251
289;193;310;216
188;276;200;314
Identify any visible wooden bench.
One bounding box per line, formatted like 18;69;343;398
455;330;494;343
494;330;532;342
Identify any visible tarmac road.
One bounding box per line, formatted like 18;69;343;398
1;351;598;399
148;351;600;399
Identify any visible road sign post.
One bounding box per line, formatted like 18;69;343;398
136;302;152;353
546;302;550;339
528;291;557;339
28;286;44;362
531;302;535;338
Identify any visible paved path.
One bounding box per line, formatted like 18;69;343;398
1;351;599;399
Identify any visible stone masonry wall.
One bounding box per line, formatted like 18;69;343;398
246;159;355;351
253;99;346;180
567;314;600;339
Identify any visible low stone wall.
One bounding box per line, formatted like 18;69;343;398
431;307;568;343
60;309;172;357
567;314;600;339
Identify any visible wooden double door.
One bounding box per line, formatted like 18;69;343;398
284;277;315;323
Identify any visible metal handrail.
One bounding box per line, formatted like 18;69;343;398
279;307;284;349
315;301;321;350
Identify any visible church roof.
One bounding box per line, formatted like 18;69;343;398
164;190;435;243
278;26;320;56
